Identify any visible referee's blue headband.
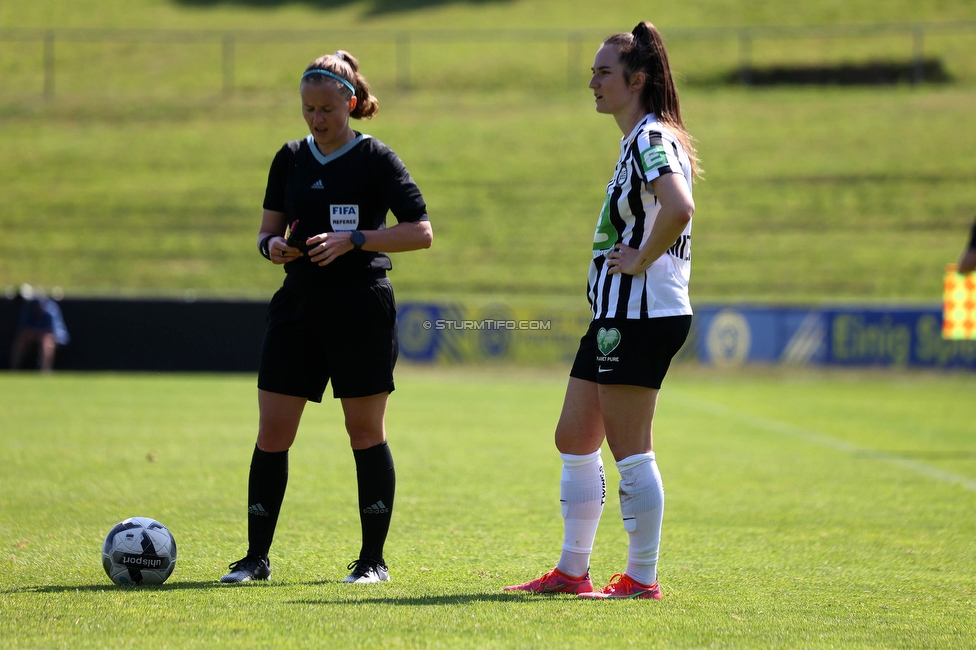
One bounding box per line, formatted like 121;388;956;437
302;69;356;95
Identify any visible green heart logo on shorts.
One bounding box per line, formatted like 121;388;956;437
597;327;621;356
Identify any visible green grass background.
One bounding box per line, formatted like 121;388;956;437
1;367;974;648
1;0;975;301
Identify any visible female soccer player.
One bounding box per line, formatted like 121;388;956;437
220;50;432;585
505;22;700;599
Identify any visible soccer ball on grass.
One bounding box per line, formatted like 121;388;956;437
102;517;177;585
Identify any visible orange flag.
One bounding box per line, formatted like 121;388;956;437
943;264;976;340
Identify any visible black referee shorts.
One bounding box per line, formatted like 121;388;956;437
570;315;692;389
257;278;398;402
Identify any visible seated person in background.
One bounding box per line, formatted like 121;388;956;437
10;284;70;372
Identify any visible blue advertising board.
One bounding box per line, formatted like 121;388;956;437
4;296;969;372
395;300;976;369
693;306;976;369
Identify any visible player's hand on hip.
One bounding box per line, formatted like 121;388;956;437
307;232;353;267
606;244;645;275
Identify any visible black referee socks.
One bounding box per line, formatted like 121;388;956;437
244;442;395;565
353;441;396;563
246;445;289;559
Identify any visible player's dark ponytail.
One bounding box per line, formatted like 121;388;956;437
630;23;679;129
603;23;701;180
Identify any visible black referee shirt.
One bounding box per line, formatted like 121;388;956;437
263;133;428;285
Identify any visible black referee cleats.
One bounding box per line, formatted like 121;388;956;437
342;558;390;584
220;554;271;583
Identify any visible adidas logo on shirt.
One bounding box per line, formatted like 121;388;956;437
248;503;269;517
362;500;389;514
311;180;324;189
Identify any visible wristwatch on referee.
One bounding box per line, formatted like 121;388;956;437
350;230;366;250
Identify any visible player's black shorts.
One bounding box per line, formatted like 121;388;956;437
257;277;398;402
570;315;692;389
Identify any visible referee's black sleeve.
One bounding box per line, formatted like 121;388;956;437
262;145;292;213
379;148;428;224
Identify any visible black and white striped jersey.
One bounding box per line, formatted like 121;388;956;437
586;114;694;320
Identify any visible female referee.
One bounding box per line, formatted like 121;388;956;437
220;51;432;585
505;22;700;600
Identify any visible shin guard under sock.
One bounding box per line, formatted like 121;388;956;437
556;450;606;578
616;452;664;586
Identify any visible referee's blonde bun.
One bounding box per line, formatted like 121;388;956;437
304;51;379;119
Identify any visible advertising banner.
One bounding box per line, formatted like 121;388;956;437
3;296;973;371
693;306;976;369
397;299;591;364
396;299;976;370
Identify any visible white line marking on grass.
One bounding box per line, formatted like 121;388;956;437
668;390;976;492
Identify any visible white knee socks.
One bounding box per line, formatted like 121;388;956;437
616;452;665;586
556;450;606;578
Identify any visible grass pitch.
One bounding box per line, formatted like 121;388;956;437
1;366;974;648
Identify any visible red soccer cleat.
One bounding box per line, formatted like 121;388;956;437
503;567;594;594
577;573;662;600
